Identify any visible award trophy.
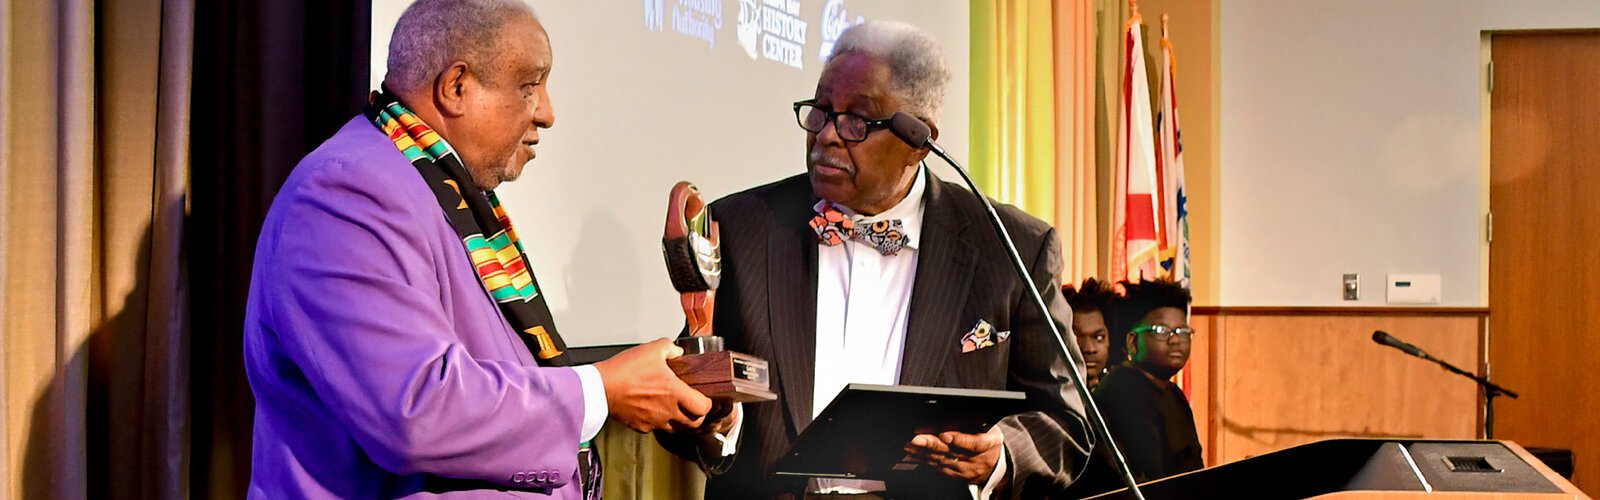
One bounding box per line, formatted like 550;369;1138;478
662;182;777;403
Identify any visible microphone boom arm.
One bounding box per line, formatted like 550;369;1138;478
1373;330;1519;439
1374;331;1518;399
1422;350;1519;399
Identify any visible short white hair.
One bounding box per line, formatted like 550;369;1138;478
828;20;952;123
385;0;537;94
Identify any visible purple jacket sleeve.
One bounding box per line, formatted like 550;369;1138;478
257;156;587;489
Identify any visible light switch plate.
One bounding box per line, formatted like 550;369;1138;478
1342;274;1359;300
1386;274;1441;304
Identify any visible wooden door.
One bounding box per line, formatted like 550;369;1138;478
1489;32;1600;494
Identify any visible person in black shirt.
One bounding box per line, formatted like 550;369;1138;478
1064;278;1115;390
1092;279;1203;483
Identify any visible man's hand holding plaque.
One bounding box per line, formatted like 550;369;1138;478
662;182;777;403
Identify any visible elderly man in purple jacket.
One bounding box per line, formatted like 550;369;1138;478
243;1;713;497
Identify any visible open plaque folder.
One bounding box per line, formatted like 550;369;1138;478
771;383;1030;480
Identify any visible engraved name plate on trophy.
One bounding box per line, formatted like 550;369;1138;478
661;181;776;403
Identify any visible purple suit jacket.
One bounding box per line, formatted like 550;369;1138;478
244;117;588;498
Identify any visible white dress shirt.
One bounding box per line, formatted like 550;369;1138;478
810;167;927;428
809;167;927;494
573;365;607;442
721;168;1006;498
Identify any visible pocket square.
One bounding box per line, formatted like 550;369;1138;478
960;320;1010;353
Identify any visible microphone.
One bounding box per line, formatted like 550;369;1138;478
917;131;1146;500
888;111;932;147
1371;330;1430;360
1369;329;1520;439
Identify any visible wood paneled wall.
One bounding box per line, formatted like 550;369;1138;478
1187;308;1488;466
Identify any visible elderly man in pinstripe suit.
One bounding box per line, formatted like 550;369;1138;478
660;20;1094;500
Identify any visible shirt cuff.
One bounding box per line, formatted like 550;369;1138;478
713;403;744;456
969;440;1009;500
573;365;608;442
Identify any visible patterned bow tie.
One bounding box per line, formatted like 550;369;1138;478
809;205;908;256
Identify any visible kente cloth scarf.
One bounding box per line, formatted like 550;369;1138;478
809;204;909;256
367;92;600;499
367;92;571;366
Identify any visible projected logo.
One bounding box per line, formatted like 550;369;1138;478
644;0;724;48
818;0;864;62
736;0;809;69
645;0;665;31
736;0;761;60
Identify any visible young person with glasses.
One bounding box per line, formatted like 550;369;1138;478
1092;279;1204;482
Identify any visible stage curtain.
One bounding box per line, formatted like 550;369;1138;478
971;0;1102;283
0;0;193;497
187;0;372;497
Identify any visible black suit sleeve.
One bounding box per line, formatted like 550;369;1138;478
997;226;1096;498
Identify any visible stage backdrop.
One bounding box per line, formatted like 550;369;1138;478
371;0;971;347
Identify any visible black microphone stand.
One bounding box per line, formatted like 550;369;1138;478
1423;353;1518;439
1384;338;1519;439
1482;374;1516;440
927;142;1146;500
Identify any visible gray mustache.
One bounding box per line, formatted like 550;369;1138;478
809;149;853;172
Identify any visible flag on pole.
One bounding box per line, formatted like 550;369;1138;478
1164;17;1190;288
1156;14;1190;289
1111;4;1161;285
1155;13;1196;400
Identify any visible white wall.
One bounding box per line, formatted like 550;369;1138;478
372;1;970;345
1219;0;1600;306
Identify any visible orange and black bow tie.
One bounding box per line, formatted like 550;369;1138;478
809;205;908;256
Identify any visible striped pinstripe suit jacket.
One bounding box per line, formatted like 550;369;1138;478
690;172;1095;499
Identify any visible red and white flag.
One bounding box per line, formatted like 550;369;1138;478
1111;9;1161;285
1156;15;1190;289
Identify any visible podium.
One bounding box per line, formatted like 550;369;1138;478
1086;439;1589;499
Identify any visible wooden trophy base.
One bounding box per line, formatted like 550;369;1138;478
668;349;778;403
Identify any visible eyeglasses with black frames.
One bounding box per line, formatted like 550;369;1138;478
793;99;897;142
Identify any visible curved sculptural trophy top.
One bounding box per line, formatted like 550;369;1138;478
663;181;721;336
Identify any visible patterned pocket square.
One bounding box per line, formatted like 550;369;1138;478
960;319;1010;353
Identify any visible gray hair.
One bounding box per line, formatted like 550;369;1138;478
385;0;538;94
828;20;952;123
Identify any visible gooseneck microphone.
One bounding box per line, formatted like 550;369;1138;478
891;112;1146;500
888;112;933;147
1371;330;1430;360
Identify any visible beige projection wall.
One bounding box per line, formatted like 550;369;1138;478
371;1;970;346
1217;0;1600;307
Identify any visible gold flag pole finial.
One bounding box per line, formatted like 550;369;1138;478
1161;13;1170;39
1130;0;1142;23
